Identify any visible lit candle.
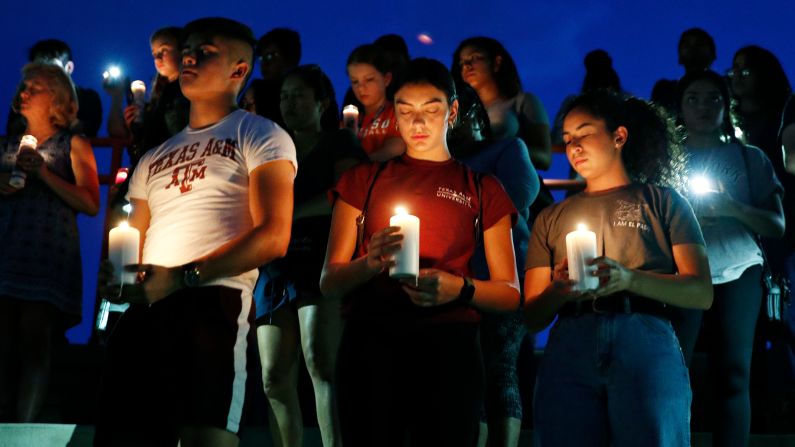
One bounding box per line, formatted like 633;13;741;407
108;221;140;285
389;206;420;279
565;223;599;291
131;80;146;124
342;104;359;132
9;135;37;189
115;167;129;185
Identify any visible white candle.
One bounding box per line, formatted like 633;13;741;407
565;223;599;291
389;206;420;279
131;80;146;124
108;221;140;285
131;80;146;103
9;135;37;189
19;134;37;151
342;104;359;132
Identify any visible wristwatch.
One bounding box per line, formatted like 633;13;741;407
458;276;476;304
182;262;202;288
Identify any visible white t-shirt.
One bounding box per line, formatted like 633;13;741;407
127;109;297;293
687;143;783;284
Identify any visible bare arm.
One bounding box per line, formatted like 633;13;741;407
467;215;521;311
517;94;552;170
694;191;784;238
20;135;100;215
320;198;388;299
367;137;406;162
726;194;784;238
522;122;552;171
399;215;521;311
591;243;713;309
195;159;295;282
524;243;713;332
128;198;151;262
107;160;295;304
106;93;131;139
523;265;562;332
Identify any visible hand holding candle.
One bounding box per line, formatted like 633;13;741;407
130;80;146;124
389;206;420;279
342;104;359;133
9;135;37;188
108;221;140;285
565;224;599;291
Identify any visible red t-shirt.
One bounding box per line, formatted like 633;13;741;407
330;154;517;325
357;102;401;156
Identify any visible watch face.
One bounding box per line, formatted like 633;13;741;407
184;265;200;287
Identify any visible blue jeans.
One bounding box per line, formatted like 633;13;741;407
534;312;691;447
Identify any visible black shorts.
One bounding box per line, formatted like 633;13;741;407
94;286;253;446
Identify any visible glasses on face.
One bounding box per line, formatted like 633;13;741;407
726;68;751;78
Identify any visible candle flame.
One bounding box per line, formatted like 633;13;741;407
20;134;37;148
118;221;129;229
131;80;146;92
577;223;587;231
343;104;359;113
395;206;408;215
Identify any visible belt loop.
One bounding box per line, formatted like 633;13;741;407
623;296;631;313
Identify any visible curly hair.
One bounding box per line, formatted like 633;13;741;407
563;90;688;191
12;62;78;130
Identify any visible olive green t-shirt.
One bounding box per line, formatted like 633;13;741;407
526;183;705;275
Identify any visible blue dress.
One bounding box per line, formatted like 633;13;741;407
0;131;82;326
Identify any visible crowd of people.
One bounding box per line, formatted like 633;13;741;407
0;17;793;447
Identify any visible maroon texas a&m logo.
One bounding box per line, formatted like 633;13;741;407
148;137;238;193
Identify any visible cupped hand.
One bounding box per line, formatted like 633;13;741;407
588;256;634;297
123;105;140;129
548;257;585;302
400;268;463;307
365;226;402;274
99;260;181;305
16;148;46;177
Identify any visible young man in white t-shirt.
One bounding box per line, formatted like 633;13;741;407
95;18;296;447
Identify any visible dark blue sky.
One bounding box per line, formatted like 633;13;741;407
1;0;792;343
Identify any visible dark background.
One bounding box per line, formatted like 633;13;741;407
0;0;792;343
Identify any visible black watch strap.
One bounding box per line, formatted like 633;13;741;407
182;262;201;288
459;277;476;304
